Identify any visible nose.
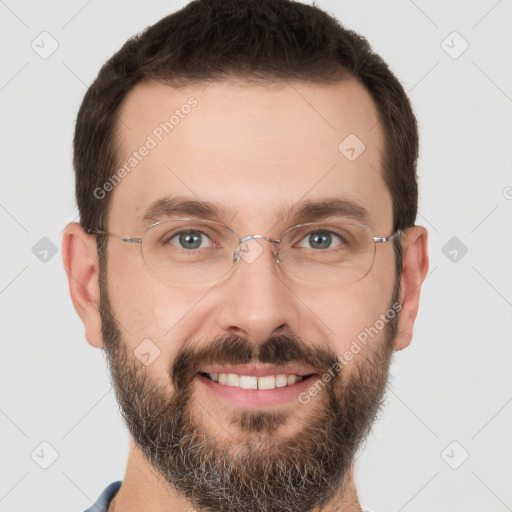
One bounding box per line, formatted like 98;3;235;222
214;237;300;344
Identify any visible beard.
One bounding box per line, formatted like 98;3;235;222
99;277;398;512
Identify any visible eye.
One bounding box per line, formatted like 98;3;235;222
168;230;212;250
297;230;343;250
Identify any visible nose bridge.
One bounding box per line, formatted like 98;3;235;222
239;233;279;243
216;235;298;343
234;234;280;265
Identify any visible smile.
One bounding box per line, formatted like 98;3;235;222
201;372;307;390
196;365;317;408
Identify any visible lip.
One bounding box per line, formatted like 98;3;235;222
199;364;315;378
196;372;317;408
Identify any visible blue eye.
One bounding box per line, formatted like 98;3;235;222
169;230;212;249
298;230;343;250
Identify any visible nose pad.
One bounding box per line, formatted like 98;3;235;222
237;238;265;264
233;235;280;267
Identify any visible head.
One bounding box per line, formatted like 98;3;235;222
63;1;428;511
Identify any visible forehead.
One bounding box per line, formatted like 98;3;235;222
110;78;392;233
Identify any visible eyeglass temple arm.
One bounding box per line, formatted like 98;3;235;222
85;228;142;244
373;229;405;244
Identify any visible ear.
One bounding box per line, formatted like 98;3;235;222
395;226;429;351
62;222;103;348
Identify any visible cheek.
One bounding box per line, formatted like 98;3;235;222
317;286;391;340
302;249;397;362
107;242;197;333
319;289;394;379
106;246;205;384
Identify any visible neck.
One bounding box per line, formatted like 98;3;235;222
109;441;363;512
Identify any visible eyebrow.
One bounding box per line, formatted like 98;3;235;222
142;195;370;226
282;198;369;224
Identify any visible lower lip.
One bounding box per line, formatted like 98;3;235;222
196;374;317;409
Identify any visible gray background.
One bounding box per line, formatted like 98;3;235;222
1;1;511;511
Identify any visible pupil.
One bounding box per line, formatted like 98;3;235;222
310;232;331;249
180;232;201;249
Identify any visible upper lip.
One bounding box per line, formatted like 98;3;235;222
199;364;315;378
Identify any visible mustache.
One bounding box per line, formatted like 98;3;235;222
171;333;340;393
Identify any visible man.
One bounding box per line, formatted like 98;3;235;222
62;0;428;510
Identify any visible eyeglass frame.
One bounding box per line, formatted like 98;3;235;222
86;218;404;283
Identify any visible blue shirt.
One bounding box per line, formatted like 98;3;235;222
84;481;121;512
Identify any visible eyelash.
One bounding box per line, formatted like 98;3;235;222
165;229;346;250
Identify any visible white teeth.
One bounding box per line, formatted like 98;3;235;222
258;375;275;390
205;372;305;389
275;375;288;388
287;375;297;385
239;375;258;389
226;373;240;386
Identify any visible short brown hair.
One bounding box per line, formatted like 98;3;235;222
74;0;418;260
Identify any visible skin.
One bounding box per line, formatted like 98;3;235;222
63;78;428;511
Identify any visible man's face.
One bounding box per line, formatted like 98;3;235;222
101;78;398;510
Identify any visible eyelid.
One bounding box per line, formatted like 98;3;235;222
167;229;214;250
149;219;367;248
294;229;343;248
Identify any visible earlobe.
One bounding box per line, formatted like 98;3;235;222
62;222;104;348
395;226;429;351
